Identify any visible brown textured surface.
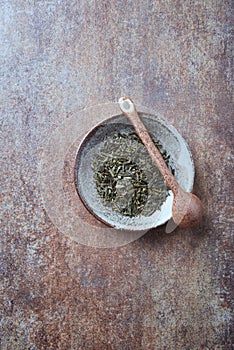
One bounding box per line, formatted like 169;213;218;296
0;1;233;349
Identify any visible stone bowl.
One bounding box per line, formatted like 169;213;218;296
74;113;194;231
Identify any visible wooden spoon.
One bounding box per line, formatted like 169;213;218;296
118;96;203;228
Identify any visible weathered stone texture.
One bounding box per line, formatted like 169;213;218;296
0;1;233;349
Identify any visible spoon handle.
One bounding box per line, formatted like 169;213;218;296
118;97;179;195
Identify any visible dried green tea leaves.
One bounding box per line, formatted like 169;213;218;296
92;132;174;218
94;158;148;217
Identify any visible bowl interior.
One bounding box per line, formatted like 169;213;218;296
75;113;194;231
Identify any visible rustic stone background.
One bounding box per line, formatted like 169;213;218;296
0;0;233;349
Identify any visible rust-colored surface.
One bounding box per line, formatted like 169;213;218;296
0;1;233;349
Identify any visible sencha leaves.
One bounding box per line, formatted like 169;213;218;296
92;132;174;218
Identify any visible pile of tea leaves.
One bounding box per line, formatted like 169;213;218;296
92;131;174;218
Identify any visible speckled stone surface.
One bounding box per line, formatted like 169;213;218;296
0;1;233;349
